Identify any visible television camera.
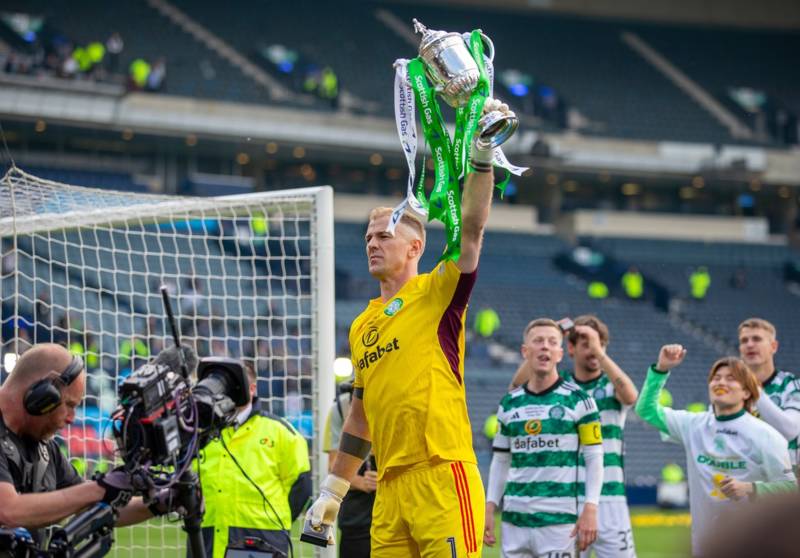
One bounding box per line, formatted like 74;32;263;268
3;287;250;558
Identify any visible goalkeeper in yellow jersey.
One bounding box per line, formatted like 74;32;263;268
306;99;515;557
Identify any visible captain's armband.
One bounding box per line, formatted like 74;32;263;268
340;432;371;460
578;422;603;446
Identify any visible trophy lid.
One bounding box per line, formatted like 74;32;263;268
413;19;451;56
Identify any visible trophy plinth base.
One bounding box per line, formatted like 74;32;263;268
477;111;519;150
300;519;332;547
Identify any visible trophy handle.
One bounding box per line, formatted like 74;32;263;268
479;32;495;62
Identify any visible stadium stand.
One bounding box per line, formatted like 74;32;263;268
1;0;274;104
639;23;800;140
168;0;416;115
4;0;799;145
385;2;733;143
590;236;800;370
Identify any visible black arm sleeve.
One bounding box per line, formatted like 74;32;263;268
288;471;312;521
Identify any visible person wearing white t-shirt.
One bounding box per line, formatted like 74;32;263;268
636;346;797;556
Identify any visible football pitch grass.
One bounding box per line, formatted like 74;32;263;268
113;506;690;557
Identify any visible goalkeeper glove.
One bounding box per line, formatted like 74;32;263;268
305;474;350;542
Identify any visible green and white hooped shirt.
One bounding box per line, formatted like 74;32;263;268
493;378;603;529
564;371;630;504
759;369;800;464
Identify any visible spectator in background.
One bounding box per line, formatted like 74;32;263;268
319;66;339;109
587;280;609;300
621;266;644;300
105;32;124;74
117;335;149;372
657;463;688;509
86;41;106;77
147;58;167;92
128;58;150;90
690;266;711;300
473;307;500;339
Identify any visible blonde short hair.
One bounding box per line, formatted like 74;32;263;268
523;318;562;342
368;207;426;245
738;318;776;338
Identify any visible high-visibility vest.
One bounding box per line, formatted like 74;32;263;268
690;270;711;299
118;338;149;367
474;308;500;338
198;410;310;558
319;67;338;99
621;272;644;299
129;58;151;88
587;281;609;299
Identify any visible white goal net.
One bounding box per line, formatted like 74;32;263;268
1;166;334;557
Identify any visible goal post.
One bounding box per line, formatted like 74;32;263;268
1;166;335;557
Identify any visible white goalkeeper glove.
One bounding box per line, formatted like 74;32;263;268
305;474;351;542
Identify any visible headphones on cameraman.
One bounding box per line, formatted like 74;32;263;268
23;355;85;416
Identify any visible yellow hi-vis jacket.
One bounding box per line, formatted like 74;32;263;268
197;407;311;558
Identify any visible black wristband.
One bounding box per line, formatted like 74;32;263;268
340;432;371;460
470;162;492;173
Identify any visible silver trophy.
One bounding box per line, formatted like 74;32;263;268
414;19;518;149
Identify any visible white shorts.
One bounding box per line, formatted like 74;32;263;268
501;522;577;558
578;501;636;558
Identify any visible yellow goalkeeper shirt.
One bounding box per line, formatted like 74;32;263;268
351;260;477;478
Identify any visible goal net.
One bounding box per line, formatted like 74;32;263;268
0;166;334;557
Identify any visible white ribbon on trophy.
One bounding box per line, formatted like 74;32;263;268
389;58;426;235
466;33;529;179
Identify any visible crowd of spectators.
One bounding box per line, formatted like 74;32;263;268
1;27;166;93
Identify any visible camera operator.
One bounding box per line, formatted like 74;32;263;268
195;363;311;558
0;344;173;544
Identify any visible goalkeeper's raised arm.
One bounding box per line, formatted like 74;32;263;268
458;97;512;274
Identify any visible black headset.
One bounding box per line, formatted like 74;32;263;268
23;355;85;416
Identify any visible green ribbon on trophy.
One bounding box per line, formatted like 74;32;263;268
391;21;527;262
406;31;490;263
